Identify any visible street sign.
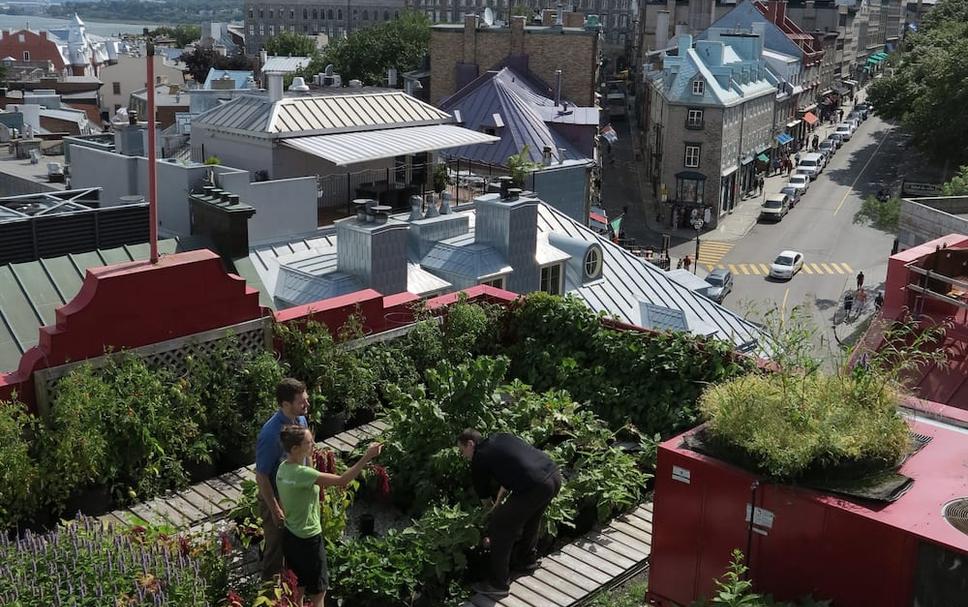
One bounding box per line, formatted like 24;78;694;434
901;181;942;198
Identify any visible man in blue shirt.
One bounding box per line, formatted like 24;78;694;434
255;378;310;580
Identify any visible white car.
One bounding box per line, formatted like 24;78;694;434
787;174;810;195
769;250;804;280
835;124;853;141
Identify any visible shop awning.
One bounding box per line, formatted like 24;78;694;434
786;120;801;129
802;112;818;126
281;124;499;166
757;153;770;163
873;51;889;61
843;79;858;87
776;133;794;145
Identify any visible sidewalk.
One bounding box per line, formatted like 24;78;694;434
639;94;864;246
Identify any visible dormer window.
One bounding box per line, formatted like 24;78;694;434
584;247;603;280
481;276;505;289
692;80;705;96
540;264;563;296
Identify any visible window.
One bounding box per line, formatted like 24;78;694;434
259;9;263;18
303;24;308;32
303;8;308;18
362;9;368;20
18;33;24;43
584;247;602;279
248;24;255;34
684;145;701;168
481;277;505;289
675;173;706;203
268;9;273;18
691;80;705;96
330;9;336;19
687;109;703;128
248;8;253;18
22;50;29;61
384;10;390;20
289;9;294;18
313;9;317;18
540;264;563;295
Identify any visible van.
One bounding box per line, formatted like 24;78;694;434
796;154;823;180
759;193;790;222
801;152;826;171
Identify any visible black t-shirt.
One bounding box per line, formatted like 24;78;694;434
471;433;557;498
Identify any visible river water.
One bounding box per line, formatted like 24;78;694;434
0;13;156;37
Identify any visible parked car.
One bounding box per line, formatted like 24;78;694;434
759;194;790;222
787;173;810;194
795;160;821;180
801;152;826;172
855;102;873;118
835;124;853;141
818;139;836;157
780;185;802;208
848;110;865;124
827;133;844;149
704;268;733;303
769;250;804;280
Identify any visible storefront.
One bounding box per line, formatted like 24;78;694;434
668;170;710;228
739;155;757;200
720;167;737;216
787;119;803;149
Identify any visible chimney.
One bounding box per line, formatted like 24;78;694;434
387;67;397;87
474;192;539;293
555;3;564;27
335;204;409;295
511;16;526;55
259;49;268;66
554;69;562;106
751;22;766;59
265;71;284;102
542;9;555;26
542;145;553;166
677;33;693;57
189;189;255;259
655;10;670;50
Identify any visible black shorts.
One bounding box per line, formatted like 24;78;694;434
282;529;329;595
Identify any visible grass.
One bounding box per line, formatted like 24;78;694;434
587;577;648;607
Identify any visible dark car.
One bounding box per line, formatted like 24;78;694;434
855;102;873;118
827;133;844;149
704;268;733;303
780;185;802;208
818;139;836;157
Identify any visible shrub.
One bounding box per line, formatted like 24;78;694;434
0;399;41;528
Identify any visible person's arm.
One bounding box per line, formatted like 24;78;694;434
256;471;284;524
315;443;382;489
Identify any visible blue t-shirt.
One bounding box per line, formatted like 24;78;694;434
255;410;307;495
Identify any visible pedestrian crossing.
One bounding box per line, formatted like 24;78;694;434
697;241;733;269
705;262;855;275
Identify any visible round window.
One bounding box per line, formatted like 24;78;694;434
584;247;602;279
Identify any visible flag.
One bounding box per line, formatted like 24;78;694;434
609;215;624;235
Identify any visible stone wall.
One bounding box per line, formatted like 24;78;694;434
898;197;968;251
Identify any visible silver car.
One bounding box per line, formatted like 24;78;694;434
704;268;733;303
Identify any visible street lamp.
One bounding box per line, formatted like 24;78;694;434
691;214;704;274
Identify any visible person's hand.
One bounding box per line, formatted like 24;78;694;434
271;503;285;525
364;442;383;461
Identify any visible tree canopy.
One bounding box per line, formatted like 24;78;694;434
148;25;200;48
302;11;430;85
264;31;317;57
179;48;255;84
941;165;968;196
867;0;968;167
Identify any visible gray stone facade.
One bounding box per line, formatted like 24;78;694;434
898;197;968;252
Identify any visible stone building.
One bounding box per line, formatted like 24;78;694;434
429;13;601;107
243;0;409;53
644;32;777;229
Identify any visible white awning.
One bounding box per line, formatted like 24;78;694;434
281;124;499;166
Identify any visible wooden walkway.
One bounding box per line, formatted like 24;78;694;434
464;502;653;607
96;420;388;530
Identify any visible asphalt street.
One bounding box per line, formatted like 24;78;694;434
684;114;904;347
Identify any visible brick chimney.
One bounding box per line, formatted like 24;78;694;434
511;16;526;55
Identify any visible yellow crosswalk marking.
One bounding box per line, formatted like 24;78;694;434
721;262;856;275
831;263;847;274
758;264;771;274
738;264;750;275
840;262;853;273
728;264;739;274
820;263;834;274
749;265;762;275
809;263;823;273
697;241;734;267
801;264;814;274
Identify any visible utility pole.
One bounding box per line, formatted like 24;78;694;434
145;33;158;264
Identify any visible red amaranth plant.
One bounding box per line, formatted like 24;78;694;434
370;464;391;497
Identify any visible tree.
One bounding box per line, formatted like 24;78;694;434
149;25;200;47
507;145;541;186
303;10;430;85
867;0;968;167
941;165;968;196
178;48;255;84
264;31;317;57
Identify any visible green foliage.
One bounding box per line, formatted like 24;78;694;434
148;25;201;47
0;399;41;528
588;579;649;607
303;10;430;85
941;164;968;196
867;0;968;165
695;549;831;607
501;293;750;436
203;155;221;165
433;162;451;193
179;48;255;84
507;145;540;186
853;195;900;232
699;308;946;480
264;31;317;57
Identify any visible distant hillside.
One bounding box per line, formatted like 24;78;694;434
48;0;243;24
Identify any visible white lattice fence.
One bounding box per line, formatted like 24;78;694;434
33;318;273;417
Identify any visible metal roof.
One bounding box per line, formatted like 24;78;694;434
420;242;512;280
202;68;255;90
261;56;311;73
193;91;454;138
281;124;499;166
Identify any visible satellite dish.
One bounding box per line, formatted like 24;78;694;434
483;7;494;26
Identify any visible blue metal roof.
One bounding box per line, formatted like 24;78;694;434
202;68;254;90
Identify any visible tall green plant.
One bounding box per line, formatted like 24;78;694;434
0;399;41;528
507;144;540;187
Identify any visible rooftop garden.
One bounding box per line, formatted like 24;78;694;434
0;293;748;605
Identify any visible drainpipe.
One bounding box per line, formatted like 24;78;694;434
554;69;562;106
146;40;158;263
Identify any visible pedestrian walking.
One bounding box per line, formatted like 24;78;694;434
874;291;884;310
812;134;819;150
676;258;683;269
794;152;801;165
459;429;562;599
856;271;865;290
276;425;383;607
838;108;844;122
757;174;764;195
683;255;692;272
255;378;311;581
844;290;854;321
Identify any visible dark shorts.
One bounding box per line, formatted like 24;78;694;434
282;529;329;595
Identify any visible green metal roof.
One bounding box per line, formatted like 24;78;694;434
0;240;185;373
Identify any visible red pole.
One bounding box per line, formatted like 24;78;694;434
146;41;158;263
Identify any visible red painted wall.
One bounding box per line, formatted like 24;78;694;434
0;29;66;71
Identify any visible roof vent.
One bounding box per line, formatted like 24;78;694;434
348;79;363;88
440;191;453;215
942;498;968;536
289;76;310;92
408;195;424;221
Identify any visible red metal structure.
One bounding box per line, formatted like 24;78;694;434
647;418;968;606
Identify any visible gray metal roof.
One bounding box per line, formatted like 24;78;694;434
438;68;589;166
261;56;311;73
193;91;453;138
282;124;499;166
420;242;512;280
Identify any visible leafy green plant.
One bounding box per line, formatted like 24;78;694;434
588;579;649;607
695;549;831;607
204;156;222;165
507;144;541;187
433;162;450;193
941;164;968;195
853;194;900;232
0;398;41;528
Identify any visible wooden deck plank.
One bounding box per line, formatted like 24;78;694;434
341;427;366;442
490;593;532;607
128;502;167;526
615;510;653;531
97;511;129;528
515;573;576;605
530;568;588;600
544;552;612;585
158;494;202;527
583;531;650;562
502;579;566;607
559;544;625;577
539;558;601;590
608;520;652;544
369;419;389;432
179;486;225;520
193;480;236;510
595;525;652;554
323;435;355;452
207;476;242;504
570;538;639;569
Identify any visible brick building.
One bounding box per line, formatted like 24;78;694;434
0;15;114;78
430;13;601;108
243;0;409;53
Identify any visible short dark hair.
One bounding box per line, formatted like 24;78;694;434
458;428;481;445
276;378;307;405
280;425;310;454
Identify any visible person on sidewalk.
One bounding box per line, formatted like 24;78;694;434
683;255;692;272
856;271;865;290
812;134;820;150
276;425;383;607
255;378;310;581
757;174;764;196
459;429;562;599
